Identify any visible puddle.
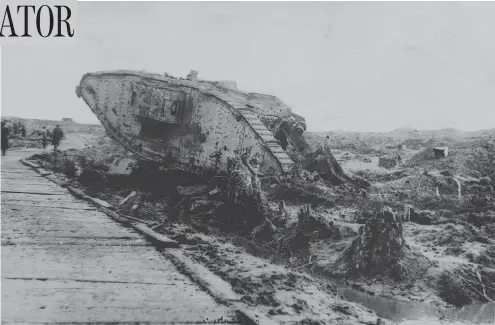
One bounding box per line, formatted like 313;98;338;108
335;284;494;324
228;235;495;325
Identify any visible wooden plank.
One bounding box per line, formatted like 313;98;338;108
118;191;137;206
97;206;154;226
1;172;43;177
1;245;190;285
1;202;96;211
2;238;150;247
67;186;91;200
1;212;139;241
19;158;41;169
1;162;32;168
36;168;53;176
45;174;69;187
1;180;61;186
1;280;236;324
2;189;65;195
2;177;65;187
98;206;130;224
1;201;96;210
164;249;239;303
1;165;33;171
1;207;130;226
1;186;63;193
1;189;66;195
132;223;179;248
0;170;34;174
67;187;114;209
89;196;113;209
1;184;67;194
1;178;65;187
1;192;86;204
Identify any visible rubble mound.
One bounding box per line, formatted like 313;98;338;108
340;207;430;281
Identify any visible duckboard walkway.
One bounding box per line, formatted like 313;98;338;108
1;149;239;324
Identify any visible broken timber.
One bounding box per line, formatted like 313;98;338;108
132;223;179;248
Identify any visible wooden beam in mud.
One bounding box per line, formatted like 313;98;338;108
19;158;41;169
132;223;179;248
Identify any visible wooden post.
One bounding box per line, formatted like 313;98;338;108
130;204;139;217
279;200;285;215
119;191;137;206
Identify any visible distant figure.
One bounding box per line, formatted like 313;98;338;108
1;121;10;156
40;126;49;149
21;124;26;138
13;122;19;135
51;125;64;152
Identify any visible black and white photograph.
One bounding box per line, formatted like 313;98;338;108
1;1;495;324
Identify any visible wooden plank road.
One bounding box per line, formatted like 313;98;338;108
1;150;240;324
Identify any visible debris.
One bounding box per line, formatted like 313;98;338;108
410;208;434;225
73;163;83;178
99;206;129;223
118;190;137;206
177;184;210;197
208;187;220;196
107;157;137;176
189;199;224;214
433;147;449;158
129;203;139;216
452;177;462;200
378;152;402;169
278;200;286;216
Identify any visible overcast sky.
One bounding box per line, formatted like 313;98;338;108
2;2;495;132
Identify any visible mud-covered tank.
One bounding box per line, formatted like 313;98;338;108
76;70;307;176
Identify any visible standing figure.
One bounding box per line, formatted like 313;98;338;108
51;125;64;152
1;121;10;156
40;126;49;149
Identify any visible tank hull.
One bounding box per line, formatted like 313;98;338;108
77;70;297;175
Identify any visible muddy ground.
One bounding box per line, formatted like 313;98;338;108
23;122;495;324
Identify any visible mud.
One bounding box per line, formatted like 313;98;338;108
26;121;495;324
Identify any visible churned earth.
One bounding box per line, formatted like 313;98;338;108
22;120;495;324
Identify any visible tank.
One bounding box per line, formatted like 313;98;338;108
76;70;307;176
